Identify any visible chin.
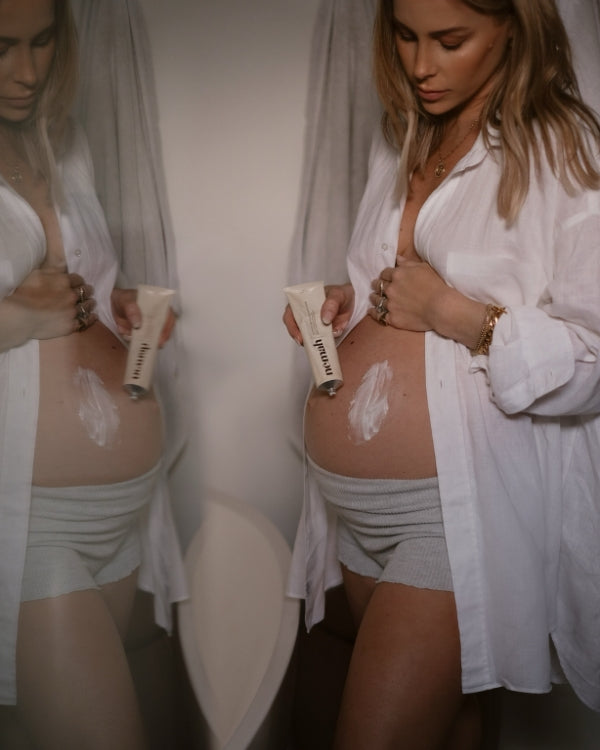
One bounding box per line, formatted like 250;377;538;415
0;109;35;128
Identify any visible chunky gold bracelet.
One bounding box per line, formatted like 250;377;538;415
471;304;506;356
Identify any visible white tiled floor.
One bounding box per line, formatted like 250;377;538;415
498;686;600;749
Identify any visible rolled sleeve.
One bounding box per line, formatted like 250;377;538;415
475;307;575;414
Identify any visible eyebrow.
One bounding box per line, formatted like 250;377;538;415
0;23;56;46
392;18;471;37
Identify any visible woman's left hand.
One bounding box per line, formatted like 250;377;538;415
368;257;448;331
111;287;176;346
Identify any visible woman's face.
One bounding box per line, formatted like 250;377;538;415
392;0;512;117
0;0;56;124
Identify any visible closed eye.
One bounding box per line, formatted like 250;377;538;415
439;39;464;50
32;24;56;48
392;19;416;43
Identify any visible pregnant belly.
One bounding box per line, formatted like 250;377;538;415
304;315;436;479
33;322;163;486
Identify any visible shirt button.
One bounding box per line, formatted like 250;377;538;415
381;243;388;251
74;248;82;257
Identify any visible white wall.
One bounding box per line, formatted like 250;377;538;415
142;0;321;548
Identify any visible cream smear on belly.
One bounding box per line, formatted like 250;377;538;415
74;367;120;448
347;361;393;444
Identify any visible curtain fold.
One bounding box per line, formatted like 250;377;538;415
70;0;186;468
557;0;600;116
287;0;381;289
286;0;381;448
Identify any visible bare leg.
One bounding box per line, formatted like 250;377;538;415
16;573;147;750
99;568;139;641
336;567;481;750
340;566;377;631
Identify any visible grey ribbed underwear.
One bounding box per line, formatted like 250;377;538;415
308;456;453;591
20;463;160;602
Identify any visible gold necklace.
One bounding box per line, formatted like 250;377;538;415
10;163;23;184
0;131;25;185
434;118;480;178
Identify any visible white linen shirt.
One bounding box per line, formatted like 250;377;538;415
0;123;187;705
288;126;600;711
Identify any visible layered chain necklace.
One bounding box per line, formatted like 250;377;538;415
434;118;480;178
9;163;24;184
0;128;27;186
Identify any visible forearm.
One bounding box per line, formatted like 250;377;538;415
0;297;38;352
430;286;489;351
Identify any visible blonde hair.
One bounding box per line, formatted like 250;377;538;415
19;0;79;197
373;0;600;223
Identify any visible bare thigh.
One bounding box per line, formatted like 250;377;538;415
335;570;465;750
16;572;146;750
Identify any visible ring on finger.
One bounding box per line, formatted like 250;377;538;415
76;306;90;330
377;308;389;326
375;296;387;315
376;307;389;325
379;279;385;297
77;285;85;304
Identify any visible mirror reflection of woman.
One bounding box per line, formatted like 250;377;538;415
0;1;180;747
284;0;600;747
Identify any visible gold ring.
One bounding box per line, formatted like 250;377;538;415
78;285;85;303
377;308;389;326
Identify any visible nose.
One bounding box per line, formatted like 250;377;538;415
13;46;38;89
412;42;436;82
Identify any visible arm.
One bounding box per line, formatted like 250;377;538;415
371;258;487;350
0;268;96;353
373;209;600;417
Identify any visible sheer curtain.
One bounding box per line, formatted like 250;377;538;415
70;0;186;468
557;0;600;115
286;0;381;446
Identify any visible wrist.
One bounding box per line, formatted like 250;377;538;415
470;304;506;355
431;289;491;350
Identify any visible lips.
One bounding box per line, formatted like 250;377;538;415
1;95;36;106
416;88;448;102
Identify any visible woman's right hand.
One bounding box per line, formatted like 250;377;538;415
0;268;97;351
283;282;355;345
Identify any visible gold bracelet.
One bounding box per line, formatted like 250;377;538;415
471;304;506;356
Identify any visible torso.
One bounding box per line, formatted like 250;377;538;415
8;156;163;487
304;153;467;480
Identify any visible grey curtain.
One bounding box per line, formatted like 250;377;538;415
287;0;381;289
286;0;381;448
70;0;186;468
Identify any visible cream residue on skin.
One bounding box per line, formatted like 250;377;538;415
347;361;393;445
74;367;120;448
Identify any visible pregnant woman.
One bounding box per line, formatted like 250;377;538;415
285;0;600;747
0;1;182;747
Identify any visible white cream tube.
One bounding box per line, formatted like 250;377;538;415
123;284;175;399
284;281;343;396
